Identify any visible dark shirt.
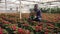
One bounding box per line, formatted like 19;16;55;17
34;9;42;18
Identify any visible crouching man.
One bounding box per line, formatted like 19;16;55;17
33;4;42;22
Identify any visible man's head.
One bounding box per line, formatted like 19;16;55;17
34;4;38;9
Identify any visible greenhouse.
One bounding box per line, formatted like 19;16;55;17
0;0;60;34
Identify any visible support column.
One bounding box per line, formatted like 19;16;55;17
19;0;22;19
5;0;7;12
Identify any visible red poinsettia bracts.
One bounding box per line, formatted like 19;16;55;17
26;30;30;34
0;27;3;34
1;20;10;24
45;32;49;34
12;25;17;30
35;24;43;32
23;23;29;27
18;28;24;34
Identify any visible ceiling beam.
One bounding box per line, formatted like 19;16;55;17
18;0;60;4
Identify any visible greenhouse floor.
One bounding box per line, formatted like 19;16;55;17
0;13;60;34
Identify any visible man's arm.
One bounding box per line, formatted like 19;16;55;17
39;9;42;18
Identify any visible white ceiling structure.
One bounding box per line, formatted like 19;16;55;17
0;0;60;13
0;0;60;18
18;0;60;13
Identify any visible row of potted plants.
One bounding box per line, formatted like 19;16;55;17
0;13;60;34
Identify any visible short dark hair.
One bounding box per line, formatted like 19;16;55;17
34;4;38;7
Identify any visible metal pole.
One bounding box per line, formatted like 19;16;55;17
19;0;22;19
5;0;7;12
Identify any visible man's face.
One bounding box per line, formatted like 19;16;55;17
34;4;38;9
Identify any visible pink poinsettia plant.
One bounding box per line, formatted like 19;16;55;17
0;27;3;34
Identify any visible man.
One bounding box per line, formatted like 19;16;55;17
33;4;42;22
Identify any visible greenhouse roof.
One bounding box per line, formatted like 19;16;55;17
0;0;60;10
0;0;60;6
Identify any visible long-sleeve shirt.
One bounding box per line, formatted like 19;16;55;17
34;9;42;18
